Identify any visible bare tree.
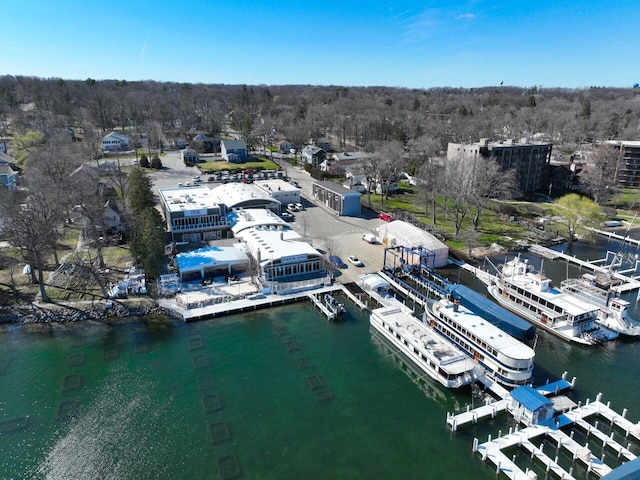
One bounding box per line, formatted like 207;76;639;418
585;145;618;204
467;156;517;231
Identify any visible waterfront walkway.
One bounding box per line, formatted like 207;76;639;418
159;283;367;322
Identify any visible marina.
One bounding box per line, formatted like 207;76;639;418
469;392;640;480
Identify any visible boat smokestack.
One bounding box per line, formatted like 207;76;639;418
453;298;460;312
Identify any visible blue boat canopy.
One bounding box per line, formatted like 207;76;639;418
446;284;536;341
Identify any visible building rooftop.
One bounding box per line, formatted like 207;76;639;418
254;179;298;194
314;180;362;196
210;183;280;209
159;186;220;213
228;209;287;235
236;225;321;266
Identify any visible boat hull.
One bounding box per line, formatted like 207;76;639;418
487;285;595;346
369;313;471;389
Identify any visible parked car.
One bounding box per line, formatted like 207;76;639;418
348;255;364;267
329;255;347;269
295;202;304;211
378;212;393;221
291;180;301;188
287;203;298;212
362;233;378;244
280;212;295;222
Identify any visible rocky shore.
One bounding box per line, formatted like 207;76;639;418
0;300;180;324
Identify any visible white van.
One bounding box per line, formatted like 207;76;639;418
362;233;378;244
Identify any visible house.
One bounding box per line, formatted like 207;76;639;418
101;132;131;152
312;180;361;216
302;146;326;168
0;158;18;191
342;174;367;193
277;139;293;153
316;138;332;152
192;134;219;153
221;139;249;163
180;147;199;165
102;199;123;234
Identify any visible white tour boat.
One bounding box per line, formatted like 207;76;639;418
424;296;536;389
487;255;619;345
561;273;640;337
369;306;476;389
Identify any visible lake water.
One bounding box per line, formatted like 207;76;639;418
2;233;640;479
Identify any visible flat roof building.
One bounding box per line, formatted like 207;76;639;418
606;140;640;188
159;186;230;243
448;138;552;195
312;180;361;216
254;179;301;207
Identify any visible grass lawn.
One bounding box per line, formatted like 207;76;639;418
198;157;280;173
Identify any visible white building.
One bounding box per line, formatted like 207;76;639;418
230;209;328;294
376;220;449;268
254;179;300;206
159;186;229;242
210;183;281;212
101;132;131;152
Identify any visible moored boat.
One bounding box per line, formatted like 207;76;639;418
370;306;475;389
424;296;535;389
487;255;618;345
561;273;640;337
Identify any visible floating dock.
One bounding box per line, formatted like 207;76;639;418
448;380;640;480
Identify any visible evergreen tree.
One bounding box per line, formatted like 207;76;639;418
128;167;155;214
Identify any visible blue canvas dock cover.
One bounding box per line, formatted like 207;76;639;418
446;284;536;341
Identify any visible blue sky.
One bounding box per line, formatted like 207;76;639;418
2;0;639;88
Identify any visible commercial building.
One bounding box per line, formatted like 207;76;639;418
254;179;301;207
230;209;329;293
159;186;230;243
447;138;553;195
312;180;361;216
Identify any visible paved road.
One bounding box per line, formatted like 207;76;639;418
149;154;388;284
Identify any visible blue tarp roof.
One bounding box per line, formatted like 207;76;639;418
510;386;552;411
446;284;536;341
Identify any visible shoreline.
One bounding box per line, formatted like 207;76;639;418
0;298;181;325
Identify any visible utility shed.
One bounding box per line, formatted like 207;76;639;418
312;180;361;216
377;221;449;268
510;386;554;426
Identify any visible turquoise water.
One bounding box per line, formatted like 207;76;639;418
3;235;640;479
1;305;496;480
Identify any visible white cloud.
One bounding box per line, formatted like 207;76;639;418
456;13;476;19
